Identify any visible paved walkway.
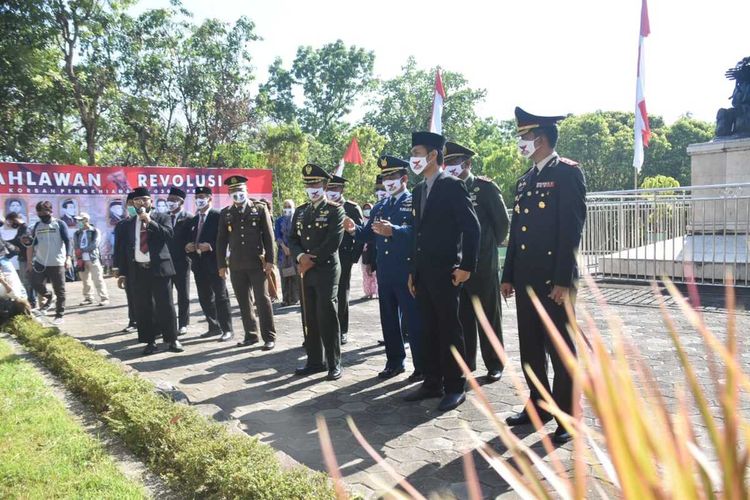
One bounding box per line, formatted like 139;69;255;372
46;270;749;499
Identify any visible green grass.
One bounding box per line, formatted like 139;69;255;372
5;317;335;499
0;337;147;499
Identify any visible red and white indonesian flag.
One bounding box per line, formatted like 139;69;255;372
633;0;651;172
429;69;446;134
335;137;363;176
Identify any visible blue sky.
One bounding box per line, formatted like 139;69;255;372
134;0;750;124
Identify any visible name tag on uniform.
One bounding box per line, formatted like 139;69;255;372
315;216;328;222
536;181;556;188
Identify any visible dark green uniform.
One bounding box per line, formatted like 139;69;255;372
216;200;277;343
289;199;345;370
460;173;509;372
337;199;364;339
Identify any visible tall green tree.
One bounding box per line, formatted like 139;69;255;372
258;40;375;142
363;57;487;157
175;16;259;167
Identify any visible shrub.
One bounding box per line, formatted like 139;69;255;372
6;317;334;500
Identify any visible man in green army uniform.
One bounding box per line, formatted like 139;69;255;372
289;163;346;380
325;174;364;345
216;175;277;350
444;142;509;382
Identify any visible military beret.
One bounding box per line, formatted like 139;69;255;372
444;142;475;161
515;106;566;136
411;131;446;151
131;187;150;198
168;187;186;199
328;175;347;187
195;186;212;196
302;163;332;184
377;155;409;175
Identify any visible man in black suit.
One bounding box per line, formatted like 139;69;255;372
116;187;184;355
113;192;137;332
501;107;587;444
166;187;193;335
185;187;233;341
325;174;363;345
405;131;480;412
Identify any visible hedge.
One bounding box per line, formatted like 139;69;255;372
5;316;335;500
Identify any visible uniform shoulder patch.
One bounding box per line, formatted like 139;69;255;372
326;199;342;207
476;175;493;183
558;157;579;167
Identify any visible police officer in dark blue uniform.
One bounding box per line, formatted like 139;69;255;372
344;155;424;381
405;132;481;412
501;107;587;444
326;175;363;345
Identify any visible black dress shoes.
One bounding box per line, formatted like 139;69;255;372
552;426;572;444
262;341;275;351
236;336;260;347
327;367;342;380
486;369;503;383
143;342;158;355
403;385;443;402
218;332;234;342
407;371;424;383
294;364;328;377
505;410;553;427
437;392;466;412
168;341;184;353
341;333;348;345
378;366;405;379
200;330;221;338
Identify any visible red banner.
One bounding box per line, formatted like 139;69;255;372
0;162;273;267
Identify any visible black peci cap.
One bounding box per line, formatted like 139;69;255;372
411;131;446;151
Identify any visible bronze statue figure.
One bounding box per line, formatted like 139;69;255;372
716;56;750;139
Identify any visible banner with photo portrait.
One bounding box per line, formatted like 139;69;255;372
0;162;273;267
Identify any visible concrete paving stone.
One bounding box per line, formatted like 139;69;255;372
50;272;750;499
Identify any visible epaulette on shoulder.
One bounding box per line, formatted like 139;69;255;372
298;202;310;209
558;157;579;167
326;199;342;207
219;205;231;213
344;200;358;208
476;175;494;184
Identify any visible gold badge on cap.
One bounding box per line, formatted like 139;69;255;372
305;165;312;175
380;158;387;167
228;176;236;184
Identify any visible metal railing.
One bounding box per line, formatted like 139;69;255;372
580;183;750;286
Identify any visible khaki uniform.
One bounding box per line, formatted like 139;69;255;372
216;201;277;342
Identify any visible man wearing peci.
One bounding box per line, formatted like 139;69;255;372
404;132;481;412
289;164;345;381
185;186;234;341
444;141;509;383
501;107;587;444
326;174;364;345
116;187;184;355
165;187;193;336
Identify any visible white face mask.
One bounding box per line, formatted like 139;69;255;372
383;179;402;194
410;156;428;175
283;208;293;217
326;190;342;202
306;187;325;201
444;163;464;177
517;136;538;158
195;198;209;209
363;209;371;218
167;201;180;211
231;191;247;204
376;190;387;201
